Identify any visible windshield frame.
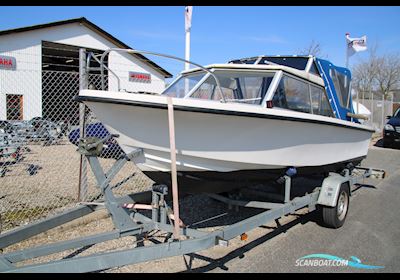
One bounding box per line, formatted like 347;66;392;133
160;71;209;99
185;68;279;105
184;71;212;98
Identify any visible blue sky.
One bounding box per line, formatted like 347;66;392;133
1;6;400;79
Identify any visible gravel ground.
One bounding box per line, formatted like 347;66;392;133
0;138;153;231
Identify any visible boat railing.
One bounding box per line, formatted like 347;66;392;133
87;48;227;103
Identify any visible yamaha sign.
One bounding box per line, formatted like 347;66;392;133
129;71;151;83
0;55;16;70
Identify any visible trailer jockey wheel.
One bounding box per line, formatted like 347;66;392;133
322;183;350;228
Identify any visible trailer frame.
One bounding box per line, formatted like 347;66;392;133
0;136;385;272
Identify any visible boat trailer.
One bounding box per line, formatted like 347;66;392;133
0;134;385;272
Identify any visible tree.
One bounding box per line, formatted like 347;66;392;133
375;53;400;100
352;44;379;100
351;44;400;101
298;40;327;58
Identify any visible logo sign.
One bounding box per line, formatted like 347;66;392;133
129;71;151;83
295;254;384;270
0;55;16;70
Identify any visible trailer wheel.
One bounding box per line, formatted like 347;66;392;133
322;183;350;228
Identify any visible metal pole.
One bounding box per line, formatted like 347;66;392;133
167;97;180;239
78;48;88;201
151;192;159;222
381;94;385;131
184;26;191;96
284;176;291;203
185;27;191;71
356;90;359;114
390;92;394;116
371;89;374;126
345;39;349;69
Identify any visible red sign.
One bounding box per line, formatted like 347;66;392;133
129;71;151;83
0;55;16;70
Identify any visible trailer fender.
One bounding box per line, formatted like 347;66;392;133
317;173;350;207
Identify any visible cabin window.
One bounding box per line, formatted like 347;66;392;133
163;73;205;98
308;62;319;76
310;85;334;117
190;71;275;104
259;57;309;70
190;79;236;101
272;75;311;113
330;69;351;109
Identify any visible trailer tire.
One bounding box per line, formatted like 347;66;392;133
322;183;350;228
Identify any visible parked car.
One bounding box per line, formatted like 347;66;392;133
68;122;124;158
383;107;400;149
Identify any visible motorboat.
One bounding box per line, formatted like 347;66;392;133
76;52;375;194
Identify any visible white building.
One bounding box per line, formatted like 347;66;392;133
0;17;172;122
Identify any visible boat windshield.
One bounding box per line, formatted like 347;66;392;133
162;70;276;105
162;73;206;98
188;71;276;105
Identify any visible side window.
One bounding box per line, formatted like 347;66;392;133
272;75;311;114
320;90;334;117
308;62;319;76
330;69;350;109
272;80;288;108
310;85;334;117
310;85;321;114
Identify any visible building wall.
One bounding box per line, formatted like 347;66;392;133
0;22;166;120
0;40;41;120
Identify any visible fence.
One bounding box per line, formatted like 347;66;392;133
0;47;158;232
355;95;394;131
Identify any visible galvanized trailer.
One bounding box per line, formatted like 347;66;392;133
0;133;385;273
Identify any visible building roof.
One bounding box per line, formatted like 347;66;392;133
0;17;172;78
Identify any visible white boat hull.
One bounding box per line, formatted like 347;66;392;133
78;90;373;192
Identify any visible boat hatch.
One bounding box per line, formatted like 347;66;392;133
229;56;320;76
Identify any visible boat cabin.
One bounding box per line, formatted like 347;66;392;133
162;55;356;122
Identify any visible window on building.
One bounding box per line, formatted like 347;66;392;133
6;94;23;120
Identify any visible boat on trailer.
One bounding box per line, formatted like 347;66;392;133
77;53;374;194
